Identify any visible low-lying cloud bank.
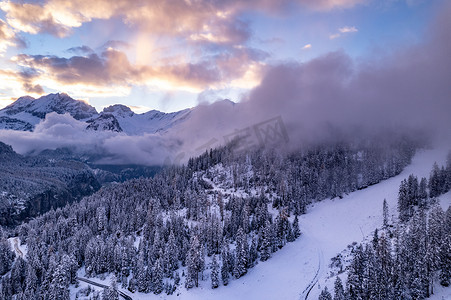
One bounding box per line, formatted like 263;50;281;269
0;2;450;165
0;112;180;165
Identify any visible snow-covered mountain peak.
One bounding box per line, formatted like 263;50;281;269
86;113;123;132
24;93;98;120
102;104;134;118
143;109;167;119
0;93;98;131
143;108;190;120
0;93;196;135
5;96;35;113
1;93;97;120
218;98;236;106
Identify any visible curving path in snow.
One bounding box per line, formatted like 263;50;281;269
300;249;323;300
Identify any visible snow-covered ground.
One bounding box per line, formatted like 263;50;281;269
71;146;451;300
430;281;451;300
8;237;27;259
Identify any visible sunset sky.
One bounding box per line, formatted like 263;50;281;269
0;0;445;113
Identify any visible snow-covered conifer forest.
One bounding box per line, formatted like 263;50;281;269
0;131;450;299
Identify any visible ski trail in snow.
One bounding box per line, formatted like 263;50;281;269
300;249;323;300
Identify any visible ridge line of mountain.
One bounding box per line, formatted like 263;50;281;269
0;93;229;135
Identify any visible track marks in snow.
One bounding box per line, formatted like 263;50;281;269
300;250;323;300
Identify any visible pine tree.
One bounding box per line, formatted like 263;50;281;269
372;229;379;250
164;230;178;275
102;275;119;300
152;257;164;294
260;221;272;262
0;235;15;276
62;254;77;284
411;275;426;300
398;180;410;222
429;162;441;198
293;214;301;239
439;234;451;287
382;199;389;228
50;258;70;300
221;242;230;286
174;271;181;287
418;177;428;207
377;233;393;299
428;204;444;273
241;205;250;234
233;228;248;279
333;277;345;300
24;265;38;297
346;245;365;300
286;222;294;242
407;174;419;206
135;252;148;293
248;237;258;267
275;209;289;248
446;150;451;192
96;206;107;233
439;208;451;287
210;255;220;289
318;286;332;300
1;276;13;299
186;235;202;288
11;256;26;295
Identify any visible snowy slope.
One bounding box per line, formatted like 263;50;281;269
302;147;451;300
71;146;451;300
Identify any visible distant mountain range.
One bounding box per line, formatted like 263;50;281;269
0;139;164;225
0;93;193;135
0;141;100;225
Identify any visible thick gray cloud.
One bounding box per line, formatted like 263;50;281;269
176;1;451;151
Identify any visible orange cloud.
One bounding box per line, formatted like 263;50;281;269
10;47;265;96
0;0;365;42
0;0;251;44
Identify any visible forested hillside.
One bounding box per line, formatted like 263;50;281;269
0;142;100;226
0;136;420;299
